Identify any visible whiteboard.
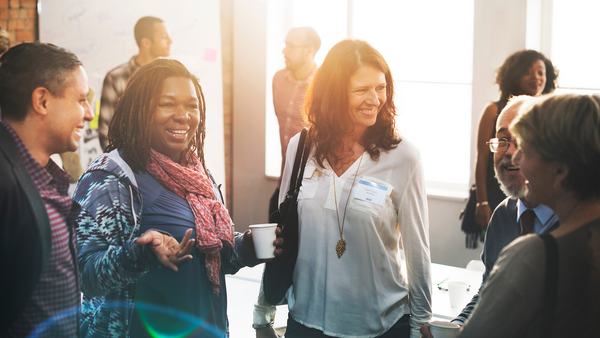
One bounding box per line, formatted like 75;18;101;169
39;0;226;197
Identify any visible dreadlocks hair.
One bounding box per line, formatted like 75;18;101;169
106;58;207;173
304;38;401;168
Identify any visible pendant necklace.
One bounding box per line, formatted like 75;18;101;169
333;153;364;258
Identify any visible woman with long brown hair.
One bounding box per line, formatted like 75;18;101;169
259;38;432;338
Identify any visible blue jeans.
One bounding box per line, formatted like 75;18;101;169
285;313;411;338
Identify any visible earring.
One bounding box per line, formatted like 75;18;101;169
553;182;561;190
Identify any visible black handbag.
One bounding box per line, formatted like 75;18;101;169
263;128;311;305
460;184;485;249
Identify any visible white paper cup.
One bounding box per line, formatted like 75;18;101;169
429;321;460;338
448;281;468;308
249;223;277;259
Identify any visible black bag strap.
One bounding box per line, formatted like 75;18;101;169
287;128;310;198
540;233;559;338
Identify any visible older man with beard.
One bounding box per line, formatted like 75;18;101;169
421;95;561;337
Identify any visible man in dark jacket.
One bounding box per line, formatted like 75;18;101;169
0;42;94;337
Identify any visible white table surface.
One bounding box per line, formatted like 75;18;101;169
225;262;483;337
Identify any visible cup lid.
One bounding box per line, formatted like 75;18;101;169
249;223;278;229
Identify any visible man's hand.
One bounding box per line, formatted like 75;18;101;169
255;326;278;338
243;227;284;261
134;228;195;272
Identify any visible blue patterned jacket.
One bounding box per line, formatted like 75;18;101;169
74;150;159;337
73;150;257;337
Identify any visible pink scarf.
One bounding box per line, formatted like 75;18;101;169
146;149;234;294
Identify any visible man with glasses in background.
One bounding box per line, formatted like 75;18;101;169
420;95;560;337
258;27;320;338
267;27;320;222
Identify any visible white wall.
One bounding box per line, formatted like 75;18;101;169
232;0;530;267
232;0;278;231
39;0;226;190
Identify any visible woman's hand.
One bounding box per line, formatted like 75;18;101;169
475;204;491;230
255;326;278;338
243;227;284;261
134;228;195;272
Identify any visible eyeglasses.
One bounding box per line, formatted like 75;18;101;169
487;138;518;153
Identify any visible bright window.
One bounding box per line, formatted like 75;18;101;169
265;0;475;194
551;0;600;91
353;0;474;190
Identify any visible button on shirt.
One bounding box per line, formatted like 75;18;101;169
516;200;558;235
1;121;81;337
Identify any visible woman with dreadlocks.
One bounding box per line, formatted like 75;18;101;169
73;59;280;338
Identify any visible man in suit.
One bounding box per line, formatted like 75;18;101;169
0;42;94;336
421;95;560;336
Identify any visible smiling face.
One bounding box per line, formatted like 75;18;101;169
150;76;200;162
348;66;387;134
45;65;94;154
519;59;546;96
512;139;558;207
494;102;528;199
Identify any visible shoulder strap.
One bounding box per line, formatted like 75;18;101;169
295;130;311;192
287;128;309;196
540;233;559;338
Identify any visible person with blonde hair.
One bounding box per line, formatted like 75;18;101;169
458;93;600;337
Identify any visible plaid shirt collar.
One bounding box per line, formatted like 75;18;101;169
1;120;71;193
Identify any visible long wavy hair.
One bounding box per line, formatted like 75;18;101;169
106;59;207;173
496;50;558;101
304;38;401;167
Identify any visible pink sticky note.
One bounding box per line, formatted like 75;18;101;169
203;48;218;62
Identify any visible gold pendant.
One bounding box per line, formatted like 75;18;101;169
336;238;347;258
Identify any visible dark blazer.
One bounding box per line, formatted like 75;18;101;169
0;125;52;332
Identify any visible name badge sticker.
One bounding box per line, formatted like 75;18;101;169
354;179;390;206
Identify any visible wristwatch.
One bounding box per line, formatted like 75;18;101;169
476;201;489;207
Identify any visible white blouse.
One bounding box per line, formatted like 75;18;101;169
274;134;432;338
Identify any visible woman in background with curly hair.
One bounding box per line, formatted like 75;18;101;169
472;50;558;232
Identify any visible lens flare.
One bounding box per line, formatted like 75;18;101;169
135;301;224;338
28;301;225;338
